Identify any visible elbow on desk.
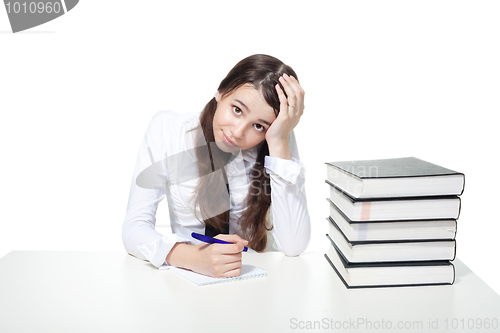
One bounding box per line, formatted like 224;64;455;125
282;248;305;257
121;230;135;256
121;224;145;260
274;221;311;257
278;234;311;257
281;241;309;257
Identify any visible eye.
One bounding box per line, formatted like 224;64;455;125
253;124;265;132
232;106;242;115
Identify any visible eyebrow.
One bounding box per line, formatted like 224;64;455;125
234;99;272;126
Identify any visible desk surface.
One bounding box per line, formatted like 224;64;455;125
1;251;499;333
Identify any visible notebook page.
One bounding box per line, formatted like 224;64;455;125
167;262;267;286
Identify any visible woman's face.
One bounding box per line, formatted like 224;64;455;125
213;84;276;153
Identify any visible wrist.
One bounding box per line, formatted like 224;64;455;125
267;139;291;160
166;242;193;269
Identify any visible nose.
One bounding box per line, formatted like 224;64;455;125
231;120;245;140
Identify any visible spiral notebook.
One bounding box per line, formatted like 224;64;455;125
165;262;268;286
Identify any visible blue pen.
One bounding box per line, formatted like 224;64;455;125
191;232;248;252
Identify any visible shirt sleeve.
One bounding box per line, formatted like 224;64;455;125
121;111;192;268
264;131;311;256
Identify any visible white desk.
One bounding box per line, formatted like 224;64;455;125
1;251;499;333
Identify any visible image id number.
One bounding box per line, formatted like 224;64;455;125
5;2;62;14
445;318;498;330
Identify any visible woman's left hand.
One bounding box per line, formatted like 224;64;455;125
265;73;305;159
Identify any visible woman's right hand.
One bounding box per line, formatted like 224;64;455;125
166;234;249;278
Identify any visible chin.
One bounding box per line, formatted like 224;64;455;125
215;141;240;153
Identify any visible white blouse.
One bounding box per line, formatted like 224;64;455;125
122;110;311;268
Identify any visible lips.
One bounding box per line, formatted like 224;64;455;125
222;132;237;147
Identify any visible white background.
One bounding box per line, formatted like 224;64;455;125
1;1;499;295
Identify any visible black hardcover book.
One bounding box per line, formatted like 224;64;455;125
326;157;465;199
327;198;457;242
326;180;461;222
324;235;456;288
326;217;457;262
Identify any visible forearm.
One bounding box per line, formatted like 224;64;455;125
265;156;311;256
270;180;311;255
268;139;291;160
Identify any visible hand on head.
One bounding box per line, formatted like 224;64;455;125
260;73;305;161
265;74;305;146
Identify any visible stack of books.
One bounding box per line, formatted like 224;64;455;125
324;157;465;288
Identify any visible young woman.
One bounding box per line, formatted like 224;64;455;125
122;54;311;278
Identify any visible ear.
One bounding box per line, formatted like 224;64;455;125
215;90;221;103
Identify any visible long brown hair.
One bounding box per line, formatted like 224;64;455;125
193;54;298;252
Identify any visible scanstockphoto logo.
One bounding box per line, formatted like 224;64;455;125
3;0;79;33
